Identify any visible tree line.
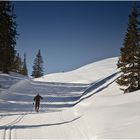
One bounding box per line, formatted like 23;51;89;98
0;1;44;78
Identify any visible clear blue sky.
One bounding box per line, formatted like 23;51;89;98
13;1;138;75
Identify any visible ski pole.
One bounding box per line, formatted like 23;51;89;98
32;102;34;113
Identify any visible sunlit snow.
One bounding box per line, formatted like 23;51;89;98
0;57;140;139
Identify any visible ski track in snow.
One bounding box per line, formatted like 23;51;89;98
1;113;26;139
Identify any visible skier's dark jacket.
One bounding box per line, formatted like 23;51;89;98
34;94;43;103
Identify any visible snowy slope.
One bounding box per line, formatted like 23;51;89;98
0;57;119;112
0;72;27;90
0;57;140;139
35;57;118;84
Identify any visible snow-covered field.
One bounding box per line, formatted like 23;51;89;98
0;57;140;139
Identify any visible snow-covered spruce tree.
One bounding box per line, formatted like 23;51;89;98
117;4;140;93
0;1;18;73
32;49;44;78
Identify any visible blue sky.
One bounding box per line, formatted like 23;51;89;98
13;1;138;75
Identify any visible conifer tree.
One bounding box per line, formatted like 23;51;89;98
117;4;140;93
32;49;44;78
0;1;18;73
12;53;22;73
21;53;28;76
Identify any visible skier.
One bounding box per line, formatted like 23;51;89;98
33;94;43;112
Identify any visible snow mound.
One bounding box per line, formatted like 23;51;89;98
0;72;28;90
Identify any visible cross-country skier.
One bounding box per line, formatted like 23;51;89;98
33;94;43;112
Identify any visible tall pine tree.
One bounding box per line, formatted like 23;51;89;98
21;53;28;76
11;53;22;73
117;3;140;93
32;49;44;78
0;1;18;73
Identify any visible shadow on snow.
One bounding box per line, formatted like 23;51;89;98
0;116;82;130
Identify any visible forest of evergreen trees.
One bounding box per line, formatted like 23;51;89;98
0;1;28;75
0;1;44;77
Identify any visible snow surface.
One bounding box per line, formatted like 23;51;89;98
0;57;140;139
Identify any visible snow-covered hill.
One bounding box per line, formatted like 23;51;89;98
0;57;140;139
35;57;118;84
